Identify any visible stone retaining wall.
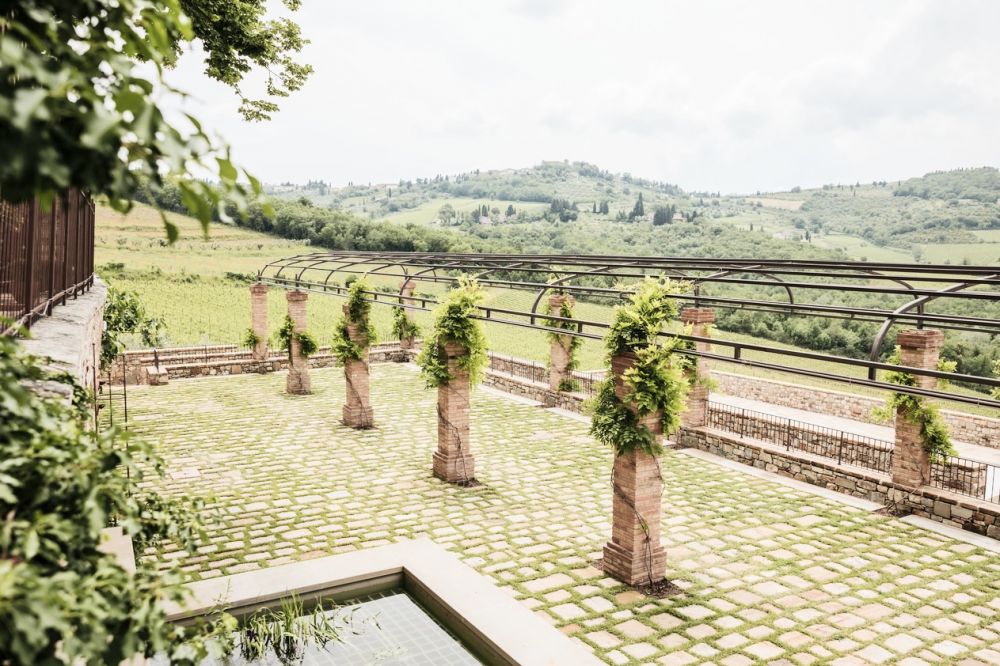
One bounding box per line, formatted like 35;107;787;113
715;372;999;450
678;427;1000;540
482;371;587;412
117;343;411;384
21;277;107;397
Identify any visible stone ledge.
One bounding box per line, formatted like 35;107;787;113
20;277;106;393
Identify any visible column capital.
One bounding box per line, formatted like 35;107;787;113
680;307;715;325
896;329;944;351
250;282;268;295
548;292;575;307
286;289;308;303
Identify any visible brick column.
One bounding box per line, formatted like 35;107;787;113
285;290;311;395
891;329;944;488
250;282;268;361
342;303;374;428
603;352;666;586
548;293;575;391
433;341;475;485
399;278;417;351
680;307;715;428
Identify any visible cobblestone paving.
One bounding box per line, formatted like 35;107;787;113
128;365;1000;665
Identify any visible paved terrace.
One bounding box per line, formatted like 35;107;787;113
130;365;1000;666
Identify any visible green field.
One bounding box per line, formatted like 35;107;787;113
96;203;995;415
916;242;1000;265
812;234;915;263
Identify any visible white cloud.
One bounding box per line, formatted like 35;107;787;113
163;0;1000;194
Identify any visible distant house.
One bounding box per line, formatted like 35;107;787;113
479;216;493;226
673;212;685;223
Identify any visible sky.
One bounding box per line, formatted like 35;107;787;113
165;0;1000;195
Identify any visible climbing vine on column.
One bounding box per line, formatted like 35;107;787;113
332;279;377;363
277;315;318;363
590;277;691;456
391;306;420;342
416;277;488;387
874;346;956;459
544;292;582;391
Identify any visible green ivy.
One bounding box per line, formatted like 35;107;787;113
604;277;683;358
416;278;488;388
391;305;421;342
589;278;691;456
674;326;718;391
544;293;582;390
873;346;956;459
0;335;233;665
331;279;377;364
277;315;317;360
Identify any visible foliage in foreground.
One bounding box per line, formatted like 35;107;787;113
417;277;488;387
0;334;231;665
0;1;300;239
589;278;691;456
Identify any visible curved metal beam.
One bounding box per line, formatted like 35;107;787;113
867;272;1000;378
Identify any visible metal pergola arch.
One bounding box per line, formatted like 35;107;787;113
257;251;1000;410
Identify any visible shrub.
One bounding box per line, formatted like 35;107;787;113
589;278;691;456
416;278;488;387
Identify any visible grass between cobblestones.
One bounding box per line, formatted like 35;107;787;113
127;365;1000;666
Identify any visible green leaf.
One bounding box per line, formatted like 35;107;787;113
23;528;39;560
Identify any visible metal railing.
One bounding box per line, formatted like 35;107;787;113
929;454;1000;504
706;401;1000;504
706;401;894;474
487;351;548;385
1;190;96;334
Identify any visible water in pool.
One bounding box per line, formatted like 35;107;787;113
212;589;482;665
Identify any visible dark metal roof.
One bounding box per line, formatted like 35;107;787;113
258;252;1000;410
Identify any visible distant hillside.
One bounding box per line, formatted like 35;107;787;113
265;163;1000;265
895;167;1000;203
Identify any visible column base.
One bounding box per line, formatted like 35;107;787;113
286;369;311;395
602;539;667;587
343;404;375;429
433;450;476;485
